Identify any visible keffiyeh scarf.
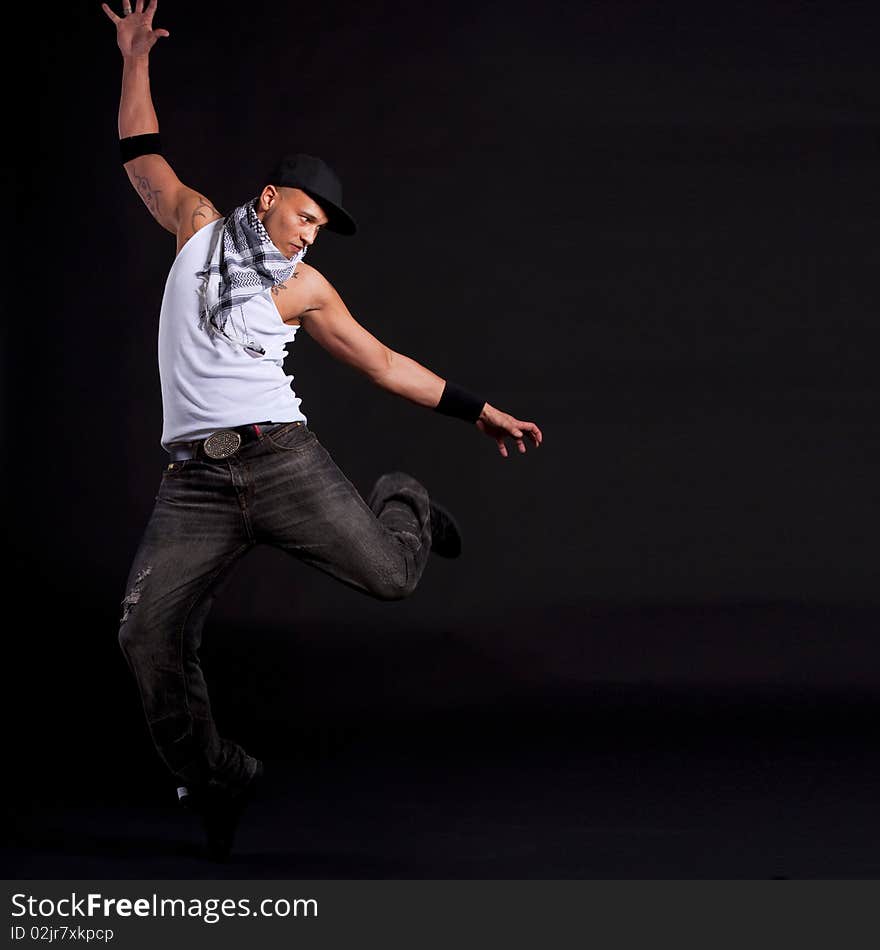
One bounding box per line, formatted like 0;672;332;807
197;197;307;341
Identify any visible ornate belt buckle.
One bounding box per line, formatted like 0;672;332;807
202;429;242;459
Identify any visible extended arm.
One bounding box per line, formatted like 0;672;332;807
297;267;542;457
102;1;221;248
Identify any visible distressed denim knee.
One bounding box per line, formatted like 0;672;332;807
118;565;155;666
119;566;153;627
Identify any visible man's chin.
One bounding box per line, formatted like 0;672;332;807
275;244;305;262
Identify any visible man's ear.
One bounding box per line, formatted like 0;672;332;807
258;184;280;211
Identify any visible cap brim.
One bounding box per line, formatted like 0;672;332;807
301;188;357;236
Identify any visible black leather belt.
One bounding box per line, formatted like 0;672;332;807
166;421;301;462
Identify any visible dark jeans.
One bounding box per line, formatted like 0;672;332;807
117;423;432;792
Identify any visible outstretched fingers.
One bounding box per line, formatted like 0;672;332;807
102;0;169;42
101;3;121;23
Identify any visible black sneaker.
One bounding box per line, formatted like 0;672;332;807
190;761;264;862
429;501;462;558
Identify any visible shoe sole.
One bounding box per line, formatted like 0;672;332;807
430;501;462;558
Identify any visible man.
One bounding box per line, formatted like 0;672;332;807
103;0;542;861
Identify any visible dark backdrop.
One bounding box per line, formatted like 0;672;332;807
14;2;880;807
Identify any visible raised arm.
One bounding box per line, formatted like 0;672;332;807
292;265;543;458
102;1;221;250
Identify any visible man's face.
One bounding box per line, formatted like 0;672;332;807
256;186;330;259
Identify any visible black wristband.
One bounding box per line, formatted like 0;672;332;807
120;133;163;164
434;381;486;423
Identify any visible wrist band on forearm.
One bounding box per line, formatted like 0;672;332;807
434;381;486;423
120;133;163;164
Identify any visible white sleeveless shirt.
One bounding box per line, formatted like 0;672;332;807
158;218;308;451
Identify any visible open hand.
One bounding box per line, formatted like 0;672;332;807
101;0;169;57
476;403;543;458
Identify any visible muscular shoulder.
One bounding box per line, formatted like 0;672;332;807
269;261;334;324
175;190;223;254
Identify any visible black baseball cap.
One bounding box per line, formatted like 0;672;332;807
265;153;357;236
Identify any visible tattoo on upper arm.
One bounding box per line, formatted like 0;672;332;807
270;273;299;297
133;171;162;219
191;195;221;229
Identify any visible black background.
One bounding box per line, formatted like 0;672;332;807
8;0;880;877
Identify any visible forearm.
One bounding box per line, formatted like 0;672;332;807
373;351;447;409
373;352;494;422
118;54;159;139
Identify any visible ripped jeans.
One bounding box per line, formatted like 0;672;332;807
117;423;432;793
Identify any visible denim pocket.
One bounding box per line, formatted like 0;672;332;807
265;422;313;452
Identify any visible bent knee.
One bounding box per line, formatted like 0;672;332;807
118;620;141;658
369;573;416;602
118;606;156;658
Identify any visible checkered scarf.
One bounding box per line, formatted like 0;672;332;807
197;197;307;339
